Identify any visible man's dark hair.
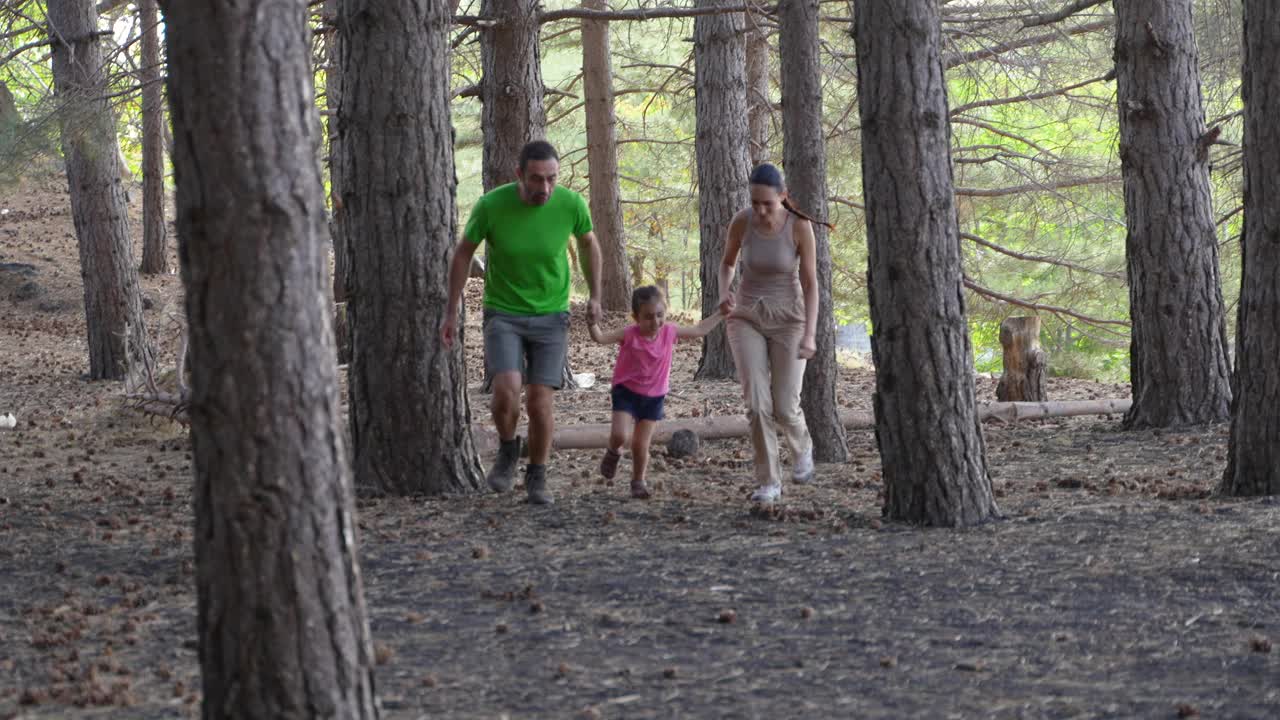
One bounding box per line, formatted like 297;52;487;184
631;285;664;315
519;140;559;170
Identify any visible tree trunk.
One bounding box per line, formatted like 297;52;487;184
854;0;998;527
47;0;154;383
745;17;771;164
138;0;166;275
339;0;484;496
478;0;576;390
163;0;380;715
1113;0;1231;428
480;0;544;192
325;0;350;306
781;0;847;463
995;316;1047;402
693;0;749;381
582;0;631;312
1221;0;1280;497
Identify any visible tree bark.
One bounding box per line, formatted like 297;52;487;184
163;0;380;715
1221;0;1280;497
781;0;846;463
745;16;771;164
582;0;632;312
325;0;350;307
138;0;166;275
339;0;484;496
480;0;544;192
854;0;998;527
693;0;749;380
995;316;1047;402
1113;0;1231;428
47;0;154;382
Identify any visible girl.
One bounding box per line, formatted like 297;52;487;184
718;163;830;504
589;286;722;499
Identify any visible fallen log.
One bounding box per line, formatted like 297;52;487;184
473;398;1133;453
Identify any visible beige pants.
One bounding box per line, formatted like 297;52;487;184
727;301;813;487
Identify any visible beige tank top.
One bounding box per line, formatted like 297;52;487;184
737;212;801;307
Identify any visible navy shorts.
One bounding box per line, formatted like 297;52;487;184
611;384;666;422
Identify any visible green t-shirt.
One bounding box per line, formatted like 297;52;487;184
463;183;593;315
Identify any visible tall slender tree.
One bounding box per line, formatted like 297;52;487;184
855;0;998;527
163;0;380;714
480;0;544;193
745;14;771;165
1221;0;1280;497
693;0;749;380
781;0;846;463
138;0;166;275
582;0;632;311
339;0;483;496
1113;0;1231;428
47;0;154;382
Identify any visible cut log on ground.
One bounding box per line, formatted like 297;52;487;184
473;399;1134;454
996;315;1047;401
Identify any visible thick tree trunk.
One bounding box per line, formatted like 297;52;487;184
1113;0;1231;428
1221;0;1280;497
582;0;632;312
138;0;166;275
325;0;349;307
339;0;483;496
781;0;846;463
163;0;380;716
745;18;771;164
995;316;1047;402
480;0;544;192
854;0;998;527
47;0;154;382
693;0;749;380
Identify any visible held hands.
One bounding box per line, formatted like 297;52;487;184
587;298;602;326
718;292;736;317
797;334;816;360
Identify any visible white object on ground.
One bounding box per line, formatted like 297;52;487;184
572;372;596;389
0;413;16;429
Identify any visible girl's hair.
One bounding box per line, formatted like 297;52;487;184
748;163;836;230
631;285;664;315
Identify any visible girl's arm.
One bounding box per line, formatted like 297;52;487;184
588;321;626;345
795;219;819;359
675;311;723;340
717;210;748;315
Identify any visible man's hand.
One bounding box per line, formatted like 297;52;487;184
718;292;736;317
587;298;602;326
797;334;816;360
441;314;457;348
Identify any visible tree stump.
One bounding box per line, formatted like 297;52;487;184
995;316;1047;402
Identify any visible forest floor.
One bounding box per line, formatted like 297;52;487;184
0;172;1277;719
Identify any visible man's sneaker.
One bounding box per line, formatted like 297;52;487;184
792;449;815;484
525;464;554;505
600;448;622;480
750;483;782;504
486;437;521;493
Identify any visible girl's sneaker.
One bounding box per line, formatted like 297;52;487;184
750;483;782;504
600;448;622;479
630;478;652;500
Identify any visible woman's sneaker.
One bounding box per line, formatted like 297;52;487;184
792;449;815;484
600;448;622;480
750;483;782;504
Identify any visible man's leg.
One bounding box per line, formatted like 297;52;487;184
522;312;570;505
483;312;526;493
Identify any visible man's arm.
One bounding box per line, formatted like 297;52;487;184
442;239;479;346
575;231;603;321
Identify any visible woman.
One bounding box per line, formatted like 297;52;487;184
718;163;825;503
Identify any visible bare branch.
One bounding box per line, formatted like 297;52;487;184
1021;0;1110;29
963;277;1130;329
944;20;1110;70
951;72;1113;115
956;174;1119;198
962;232;1123;280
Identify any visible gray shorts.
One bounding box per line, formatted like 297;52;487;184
483;309;570;389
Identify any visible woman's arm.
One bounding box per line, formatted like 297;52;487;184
588;321;626;345
717;210;748;315
795;219;819;359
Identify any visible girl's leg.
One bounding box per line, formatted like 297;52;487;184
630;419;658;499
601;411;633;479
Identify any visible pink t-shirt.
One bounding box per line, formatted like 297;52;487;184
611;324;678;398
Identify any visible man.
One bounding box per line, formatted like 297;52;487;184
442;140;602;505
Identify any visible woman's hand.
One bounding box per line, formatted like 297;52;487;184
797;334;816;359
718;292;736;317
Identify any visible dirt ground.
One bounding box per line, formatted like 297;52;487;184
1;173;1277;719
